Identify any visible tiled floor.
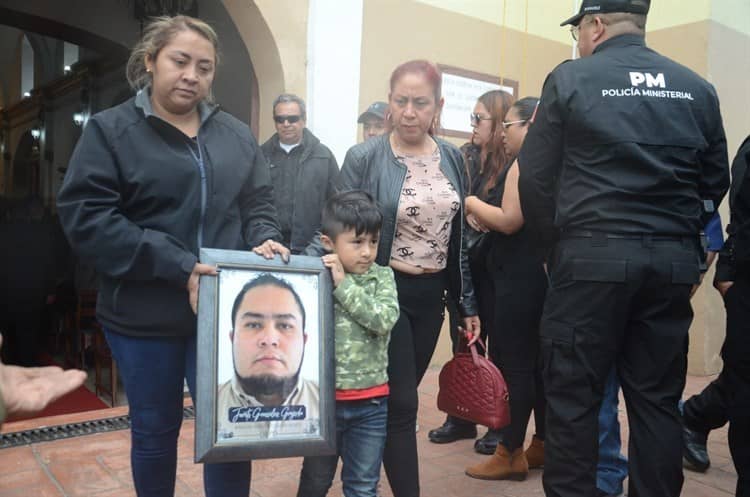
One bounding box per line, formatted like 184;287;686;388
0;370;737;497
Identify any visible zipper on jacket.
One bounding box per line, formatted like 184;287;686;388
186;138;207;251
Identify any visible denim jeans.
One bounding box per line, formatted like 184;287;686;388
297;396;388;497
105;330;251;497
597;368;628;495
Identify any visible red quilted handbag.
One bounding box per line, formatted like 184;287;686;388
437;338;510;430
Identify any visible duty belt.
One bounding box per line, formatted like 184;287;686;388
561;229;695;247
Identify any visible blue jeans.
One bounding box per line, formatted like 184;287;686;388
105;330;251;497
297;396;388;497
597;368;628;495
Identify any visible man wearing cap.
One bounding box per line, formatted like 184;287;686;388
517;1;729;497
261;94;339;253
357;101;387;142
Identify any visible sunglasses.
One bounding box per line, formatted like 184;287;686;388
470;113;493;126
273;115;302;124
502;119;527;130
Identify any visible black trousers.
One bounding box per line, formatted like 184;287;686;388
682;375;729;433
684;275;750;496
382;270;447;497
541;236;699;497
489;262;547;450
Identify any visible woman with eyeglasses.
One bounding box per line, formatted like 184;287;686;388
462;96;549;482
427;89;514;455
304;60;480;497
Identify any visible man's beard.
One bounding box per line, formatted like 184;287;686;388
236;369;300;403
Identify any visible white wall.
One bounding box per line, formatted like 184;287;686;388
306;0;363;166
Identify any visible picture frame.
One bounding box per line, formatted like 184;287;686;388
438;64;519;140
195;248;336;463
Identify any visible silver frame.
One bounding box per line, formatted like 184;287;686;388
195;248;336;462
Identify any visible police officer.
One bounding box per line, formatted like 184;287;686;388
517;1;730;496
683;135;750;497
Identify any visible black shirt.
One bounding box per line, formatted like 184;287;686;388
518;34;730;252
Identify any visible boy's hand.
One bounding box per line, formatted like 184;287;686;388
322;254;346;287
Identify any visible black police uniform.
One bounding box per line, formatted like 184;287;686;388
518;33;730;497
685;135;750;497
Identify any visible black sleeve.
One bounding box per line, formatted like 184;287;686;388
325;151;340;200
715;137;750;283
56;119;197;288
517;73;565;255
697;88;730;227
240;136;283;248
304;145;364;257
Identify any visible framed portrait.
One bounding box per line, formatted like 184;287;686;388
195;248;336;463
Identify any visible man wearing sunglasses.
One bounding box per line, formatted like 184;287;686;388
261;94;339;254
517;1;729;497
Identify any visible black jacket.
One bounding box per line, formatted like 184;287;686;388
519;34;730;252
57;90;282;337
261;128;338;253
306;133;478;317
716;135;750;281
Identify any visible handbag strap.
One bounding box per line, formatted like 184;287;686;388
457;332;488;365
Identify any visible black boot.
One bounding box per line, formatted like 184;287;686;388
474;428;504;455
682;423;710;472
428;415;477;444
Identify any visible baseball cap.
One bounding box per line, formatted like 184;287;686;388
357;101;387;123
560;0;650;26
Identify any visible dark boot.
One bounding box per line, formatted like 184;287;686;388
682;424;710;472
428;415;477;444
474;428;504;455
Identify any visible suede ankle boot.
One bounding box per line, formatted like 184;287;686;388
465;445;529;480
524;436;545;469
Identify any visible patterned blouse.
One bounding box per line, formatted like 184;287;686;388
390;150;460;270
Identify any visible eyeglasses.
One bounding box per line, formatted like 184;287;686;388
502;119;527;130
273;115;302;124
470;113;493;126
570;17;595;41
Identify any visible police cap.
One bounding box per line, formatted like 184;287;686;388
560;0;650;26
357;101;387;123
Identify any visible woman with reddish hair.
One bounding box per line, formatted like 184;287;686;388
305;60;480;497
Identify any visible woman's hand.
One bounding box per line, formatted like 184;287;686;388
322;254;346;287
715;280;734;298
462;316;481;345
252;239;291;262
187;263;219;314
466;213;489;233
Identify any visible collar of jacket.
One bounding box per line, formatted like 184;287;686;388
134;86;218;128
593;33;646;55
270;128;321;163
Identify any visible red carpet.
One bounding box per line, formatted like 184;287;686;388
7;383;109;422
5;354;109;423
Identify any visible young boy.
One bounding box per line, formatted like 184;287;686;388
297;190;399;497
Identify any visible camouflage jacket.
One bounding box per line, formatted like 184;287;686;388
333;264;399;390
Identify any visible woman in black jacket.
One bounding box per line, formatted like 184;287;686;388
305;60;479;497
463;96;547;482
57;16;287;497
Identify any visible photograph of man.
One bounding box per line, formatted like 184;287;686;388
217;273;320;441
357;101;387;142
